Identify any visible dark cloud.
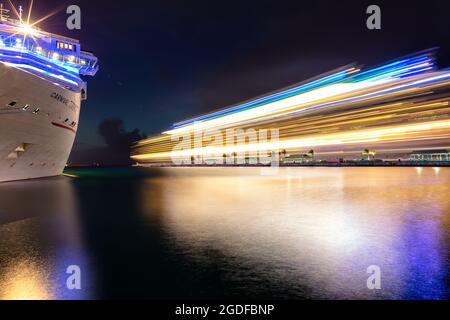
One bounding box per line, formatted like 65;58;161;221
69;119;146;166
98;118;146;157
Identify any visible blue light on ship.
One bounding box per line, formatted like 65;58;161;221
0;12;98;90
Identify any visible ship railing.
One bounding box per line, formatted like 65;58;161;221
0;35;97;72
80;50;95;56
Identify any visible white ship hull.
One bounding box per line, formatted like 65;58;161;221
0;63;81;182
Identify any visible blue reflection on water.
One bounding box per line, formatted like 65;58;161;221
0;167;449;300
399;205;447;299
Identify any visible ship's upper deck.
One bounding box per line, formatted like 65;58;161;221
0;8;98;91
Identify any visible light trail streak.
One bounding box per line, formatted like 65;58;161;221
132;50;450;163
132;120;450;161
163;79;395;135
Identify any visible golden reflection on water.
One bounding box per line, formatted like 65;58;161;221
0;177;88;300
0;217;55;300
139;167;450;299
0;260;52;300
0;167;448;299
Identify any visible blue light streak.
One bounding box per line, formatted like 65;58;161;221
172;52;437;129
172;71;350;128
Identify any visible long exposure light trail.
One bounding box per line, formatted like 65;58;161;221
163;79;395;136
164;60;437;135
132;50;450;164
133;120;450;161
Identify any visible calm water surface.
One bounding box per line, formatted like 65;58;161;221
0;167;449;299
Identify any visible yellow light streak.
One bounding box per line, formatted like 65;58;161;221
163;79;394;136
132;120;450;160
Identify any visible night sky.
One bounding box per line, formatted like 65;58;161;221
15;0;450;164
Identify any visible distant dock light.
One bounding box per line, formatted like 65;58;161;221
410;150;450;162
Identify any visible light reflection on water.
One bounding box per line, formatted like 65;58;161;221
139;167;450;299
0;167;449;300
0;177;91;300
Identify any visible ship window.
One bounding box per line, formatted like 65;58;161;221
64;118;69;123
56;41;76;51
8;101;17;107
